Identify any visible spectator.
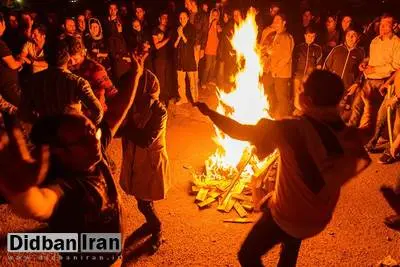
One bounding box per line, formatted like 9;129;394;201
348;14;400;130
19;40;103;125
293;9;315;45
85;18;110;69
216;10;233;89
0;13;22;116
339;15;353;43
321;14;339;57
19;24;48;74
195;70;371;267
84;8;93;20
76;14;88;38
59;17;80;40
174;11;197;105
135;5;149;34
260;13;295;119
323;27;365;121
293;26;322;111
152;12;172;105
264;3;280;27
201;8;221;89
20;11;35;44
104;2;122;38
3;12;21;55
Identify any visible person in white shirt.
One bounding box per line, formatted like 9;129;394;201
348;14;400;130
20;24;48;74
195;70;371;267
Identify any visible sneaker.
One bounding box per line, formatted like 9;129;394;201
378;152;398;164
364;143;384;154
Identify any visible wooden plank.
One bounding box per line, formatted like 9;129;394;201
217;193;231;211
241;202;254;211
195;188;209;202
208;191;220;199
223;218;256;224
234;202;248;218
198;197;217;208
224;198;236;213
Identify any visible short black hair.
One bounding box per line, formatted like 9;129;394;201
62;36;85;57
0;12;4;23
303;70;345;107
45;40;70;67
305;26;317;34
33;24;47;36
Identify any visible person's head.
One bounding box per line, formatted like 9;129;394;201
132;19;141;32
21;11;33;26
179;11;189;27
304;26;317;44
32;25;47;45
84;9;93;20
120;4;128;17
345;28;360;49
201;2;209;13
8;12;18;29
223;12;230;23
272;13;287;32
233;9;242;24
108;3;119;18
45;41;70;68
302;9;313;27
63;36;86;69
64;18;76;35
379;14;394;37
341;15;352;32
159;12;168;27
76;15;86;32
30;113;103;172
135;6;146;21
0;13;5;36
296;70;344;110
89;19;101;38
210;8;220;22
325;15;337;31
269;3;280;17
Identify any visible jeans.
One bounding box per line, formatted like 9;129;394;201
348;79;385;129
201;55;217;86
263;73;291;119
177;71;198;103
238;208;302;267
137;199;161;234
368;93;400;147
154;58;169;103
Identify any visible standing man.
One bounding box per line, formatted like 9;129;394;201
260;13;294;119
195;70;371;267
348;14;400;130
174;11;197;105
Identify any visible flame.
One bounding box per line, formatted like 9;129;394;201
205;11;270;180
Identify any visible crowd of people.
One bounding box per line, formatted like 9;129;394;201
0;0;399;266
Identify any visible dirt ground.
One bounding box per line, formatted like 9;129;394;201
1;87;400;267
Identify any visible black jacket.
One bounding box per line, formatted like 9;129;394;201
175;23;197;72
323;44;365;89
293;42;323;78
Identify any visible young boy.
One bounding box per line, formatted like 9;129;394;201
292;26;323;111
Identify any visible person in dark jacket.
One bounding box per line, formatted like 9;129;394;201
174;11;197;105
323;27;365;121
293;26;323;103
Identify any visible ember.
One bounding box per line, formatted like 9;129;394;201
191;10;277;217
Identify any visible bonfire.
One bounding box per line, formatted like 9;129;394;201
191;10;278;220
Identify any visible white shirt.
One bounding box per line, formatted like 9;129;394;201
366;34;400;79
22;41;48;73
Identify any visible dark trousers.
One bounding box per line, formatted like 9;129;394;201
201;55;217;86
262;73;291;119
154;58;169;103
137;199;161;234
238;209;302;267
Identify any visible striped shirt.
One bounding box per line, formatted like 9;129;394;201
20;67;103;124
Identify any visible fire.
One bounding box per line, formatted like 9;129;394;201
205;11;270;181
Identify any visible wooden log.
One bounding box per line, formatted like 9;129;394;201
223;218;256;224
234;202;248;217
198;197;217;208
195;188;209;202
224;198;236;213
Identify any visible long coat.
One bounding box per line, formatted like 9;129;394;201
119;70;171;201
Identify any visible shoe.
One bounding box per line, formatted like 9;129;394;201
384;214;400;230
378;152;398;164
149;231;163;254
364;143;384;154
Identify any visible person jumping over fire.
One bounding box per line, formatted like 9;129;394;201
195;70;371;267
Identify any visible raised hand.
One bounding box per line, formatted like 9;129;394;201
0;113;49;196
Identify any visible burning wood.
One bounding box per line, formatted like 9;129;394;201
189;11;276;218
